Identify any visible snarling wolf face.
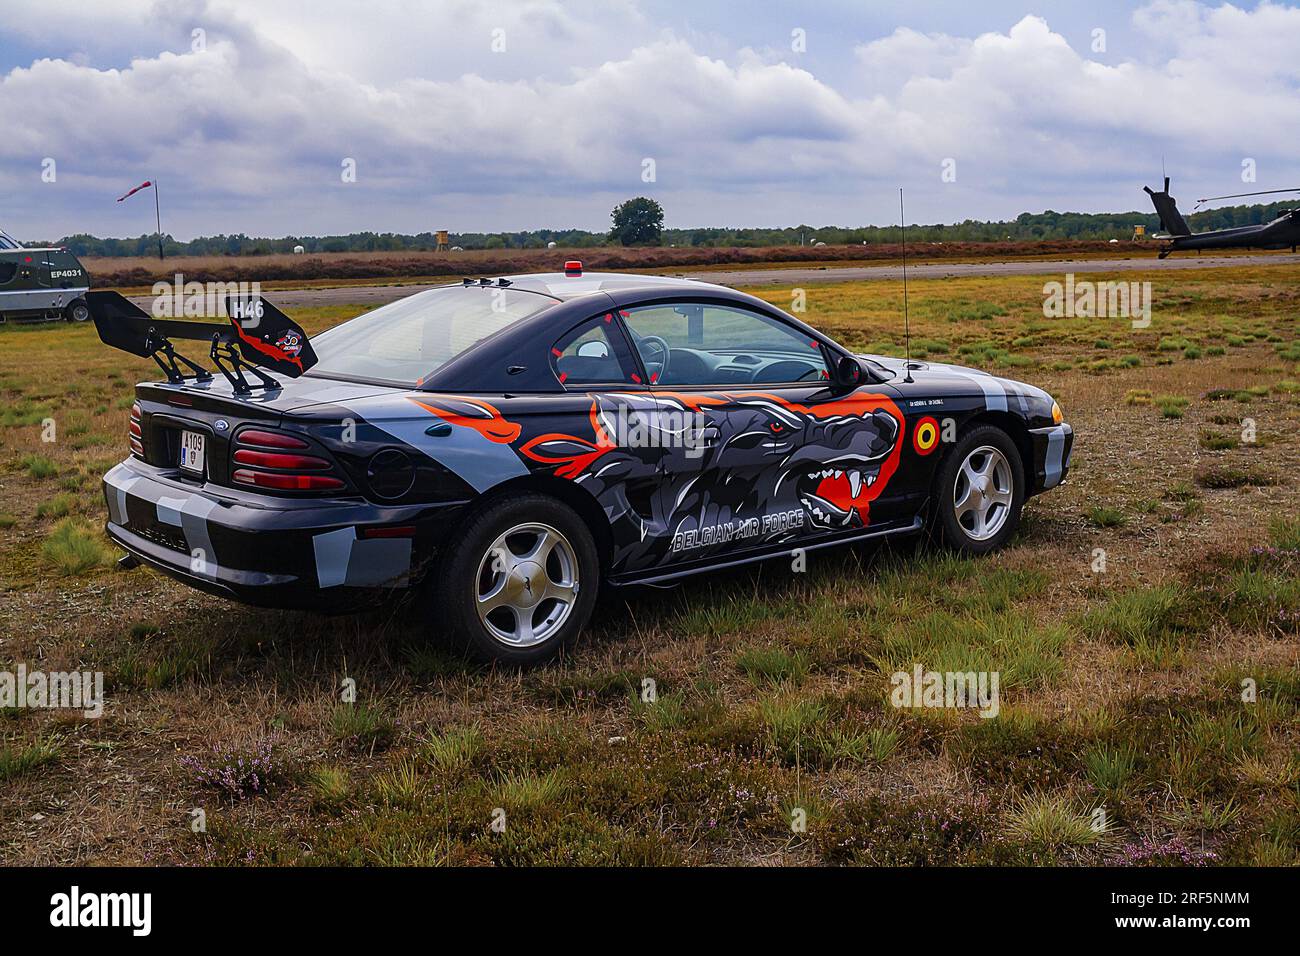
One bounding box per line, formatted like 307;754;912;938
709;394;903;529
413;389;904;571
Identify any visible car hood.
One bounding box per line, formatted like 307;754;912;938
857;353;1057;422
862;353;1047;393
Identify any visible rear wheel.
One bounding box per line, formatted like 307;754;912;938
431;493;599;665
933;424;1024;555
64;298;90;323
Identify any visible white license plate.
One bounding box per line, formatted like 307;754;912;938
179;430;206;475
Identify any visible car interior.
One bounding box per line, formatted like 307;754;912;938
553;303;831;387
625;303;829;386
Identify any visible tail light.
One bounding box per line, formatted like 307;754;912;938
230;428;344;492
129;403;144;459
232;449;331;470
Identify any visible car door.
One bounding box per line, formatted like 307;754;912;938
618;300;909;572
506;308;675;577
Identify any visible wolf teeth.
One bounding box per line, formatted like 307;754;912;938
805;468;879;494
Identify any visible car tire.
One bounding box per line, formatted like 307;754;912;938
64;298;91;323
431;493;600;666
932;424;1024;555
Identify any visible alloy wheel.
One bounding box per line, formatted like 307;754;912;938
474;522;580;647
952;445;1014;541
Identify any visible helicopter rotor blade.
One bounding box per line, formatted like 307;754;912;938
1194;187;1300;209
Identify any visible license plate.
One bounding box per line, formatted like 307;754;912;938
179;430;206;475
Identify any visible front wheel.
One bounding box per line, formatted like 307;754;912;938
932;425;1024;555
430;493;600;665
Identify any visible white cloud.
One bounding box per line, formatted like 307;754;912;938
1;0;1298;237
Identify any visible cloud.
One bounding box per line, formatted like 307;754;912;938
851;6;1300;203
1;0;1298;237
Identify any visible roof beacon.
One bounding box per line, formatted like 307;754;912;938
564;260;583;277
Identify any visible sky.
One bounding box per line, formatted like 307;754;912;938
2;0;1299;240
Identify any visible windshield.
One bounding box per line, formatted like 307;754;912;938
308;285;557;386
0;232;21;250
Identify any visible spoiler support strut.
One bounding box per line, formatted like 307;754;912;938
210;338;281;395
143;327;213;385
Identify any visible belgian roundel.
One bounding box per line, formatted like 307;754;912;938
912;416;940;455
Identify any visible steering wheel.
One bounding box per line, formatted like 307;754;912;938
638;335;671;383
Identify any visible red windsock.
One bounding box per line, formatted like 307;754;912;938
116;181;153;202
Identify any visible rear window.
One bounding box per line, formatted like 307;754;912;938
307;285;556;386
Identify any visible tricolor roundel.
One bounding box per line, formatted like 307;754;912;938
912;416;940;455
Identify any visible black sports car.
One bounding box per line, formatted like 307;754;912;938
93;267;1072;663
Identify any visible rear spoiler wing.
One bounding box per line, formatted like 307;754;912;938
86;291;317;394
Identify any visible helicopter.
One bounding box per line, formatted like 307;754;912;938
0;229;91;323
1144;178;1300;259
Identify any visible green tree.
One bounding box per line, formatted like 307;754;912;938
609;197;664;246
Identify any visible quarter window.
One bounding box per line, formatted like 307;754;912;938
552;313;639;386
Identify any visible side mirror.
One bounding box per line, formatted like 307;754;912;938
832;354;867;389
576;340;610;359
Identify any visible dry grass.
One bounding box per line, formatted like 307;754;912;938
0;264;1296;865
83;240;1129;289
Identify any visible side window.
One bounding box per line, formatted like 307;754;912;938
622;303;829;387
552;313;640;386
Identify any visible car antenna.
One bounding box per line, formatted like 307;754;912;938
900;187;914;384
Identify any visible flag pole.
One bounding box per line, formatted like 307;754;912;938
153;178;164;261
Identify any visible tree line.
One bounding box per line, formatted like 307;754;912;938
32;199;1298;257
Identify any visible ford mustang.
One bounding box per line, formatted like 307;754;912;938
89;266;1073;664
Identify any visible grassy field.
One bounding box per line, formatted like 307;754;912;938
0;266;1296;866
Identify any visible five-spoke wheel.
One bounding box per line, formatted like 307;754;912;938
933;424;1024;554
432;493;599;665
475;523;580;647
952;445;1014;542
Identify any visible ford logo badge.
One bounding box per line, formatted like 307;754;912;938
214;419;230;432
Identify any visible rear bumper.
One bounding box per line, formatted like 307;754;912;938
103;460;466;610
1027;423;1073;495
